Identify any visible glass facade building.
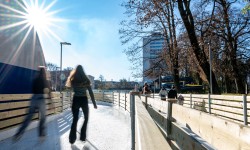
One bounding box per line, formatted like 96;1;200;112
0;0;46;93
143;33;165;83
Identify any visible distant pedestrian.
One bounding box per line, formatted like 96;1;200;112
177;94;184;105
65;65;97;144
143;82;151;95
159;87;168;100
168;85;177;99
13;66;51;141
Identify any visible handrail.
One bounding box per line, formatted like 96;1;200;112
178;93;249;125
91;91;130;112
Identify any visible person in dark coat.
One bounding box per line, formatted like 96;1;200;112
168;85;177;99
13;66;50;141
143;82;151;95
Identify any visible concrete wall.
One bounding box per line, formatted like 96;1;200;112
141;95;250;150
173;104;250;150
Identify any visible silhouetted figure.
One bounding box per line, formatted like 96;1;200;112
13;66;50;141
177;95;184;105
65;65;97;144
168;85;177;99
143;82;151;95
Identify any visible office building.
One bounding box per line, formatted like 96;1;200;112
142;33;165;84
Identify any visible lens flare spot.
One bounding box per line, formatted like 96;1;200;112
25;6;49;31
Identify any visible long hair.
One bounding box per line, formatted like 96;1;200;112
65;65;90;87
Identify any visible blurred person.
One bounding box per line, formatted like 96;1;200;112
13;66;51;141
159;87;167;100
65;65;97;144
143;82;151;95
177;94;184;105
168;85;177;99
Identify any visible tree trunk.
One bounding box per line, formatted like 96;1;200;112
224;74;233;93
169;1;180;92
177;0;220;94
219;0;245;93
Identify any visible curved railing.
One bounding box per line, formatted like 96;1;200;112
90;90;130;112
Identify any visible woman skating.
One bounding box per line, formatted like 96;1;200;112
65;65;97;144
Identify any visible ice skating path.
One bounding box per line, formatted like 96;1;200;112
0;102;131;150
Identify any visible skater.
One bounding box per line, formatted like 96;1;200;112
143;82;151;95
13;66;51;141
168;85;177;99
65;65;97;144
159;87;168;100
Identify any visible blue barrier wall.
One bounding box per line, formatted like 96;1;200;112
0;63;38;94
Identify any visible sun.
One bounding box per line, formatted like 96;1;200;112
0;0;64;38
25;5;50;32
22;0;58;36
0;0;64;48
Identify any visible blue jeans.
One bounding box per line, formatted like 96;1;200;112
16;94;46;136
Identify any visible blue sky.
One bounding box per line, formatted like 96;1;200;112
28;0;136;82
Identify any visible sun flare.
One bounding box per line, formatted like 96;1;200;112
25;6;50;31
0;0;63;44
22;0;61;38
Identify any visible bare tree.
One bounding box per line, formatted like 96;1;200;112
46;62;59;91
46;62;58;71
209;0;250;93
177;0;220;94
242;0;250;14
99;75;105;90
120;0;249;94
120;0;182;90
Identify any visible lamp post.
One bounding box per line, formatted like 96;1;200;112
60;42;71;93
209;42;213;94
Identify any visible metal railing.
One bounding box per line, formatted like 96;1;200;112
179;93;249;125
91;90;131;112
91;90;136;150
141;95;250;150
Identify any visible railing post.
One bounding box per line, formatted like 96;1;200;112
119;92;120;107
190;93;192;108
112;91;114;104
243;94;248;125
166;99;177;136
61;92;63;112
208;93;211;114
125;93;127;111
53;93;56;114
130;92;135;150
102;91;104;101
130;91;139;150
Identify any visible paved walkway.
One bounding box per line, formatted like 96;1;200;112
0;102;131;150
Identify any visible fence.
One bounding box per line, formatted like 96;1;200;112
0;92;71;131
90;90;130;112
141;93;250;125
179;94;250;125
